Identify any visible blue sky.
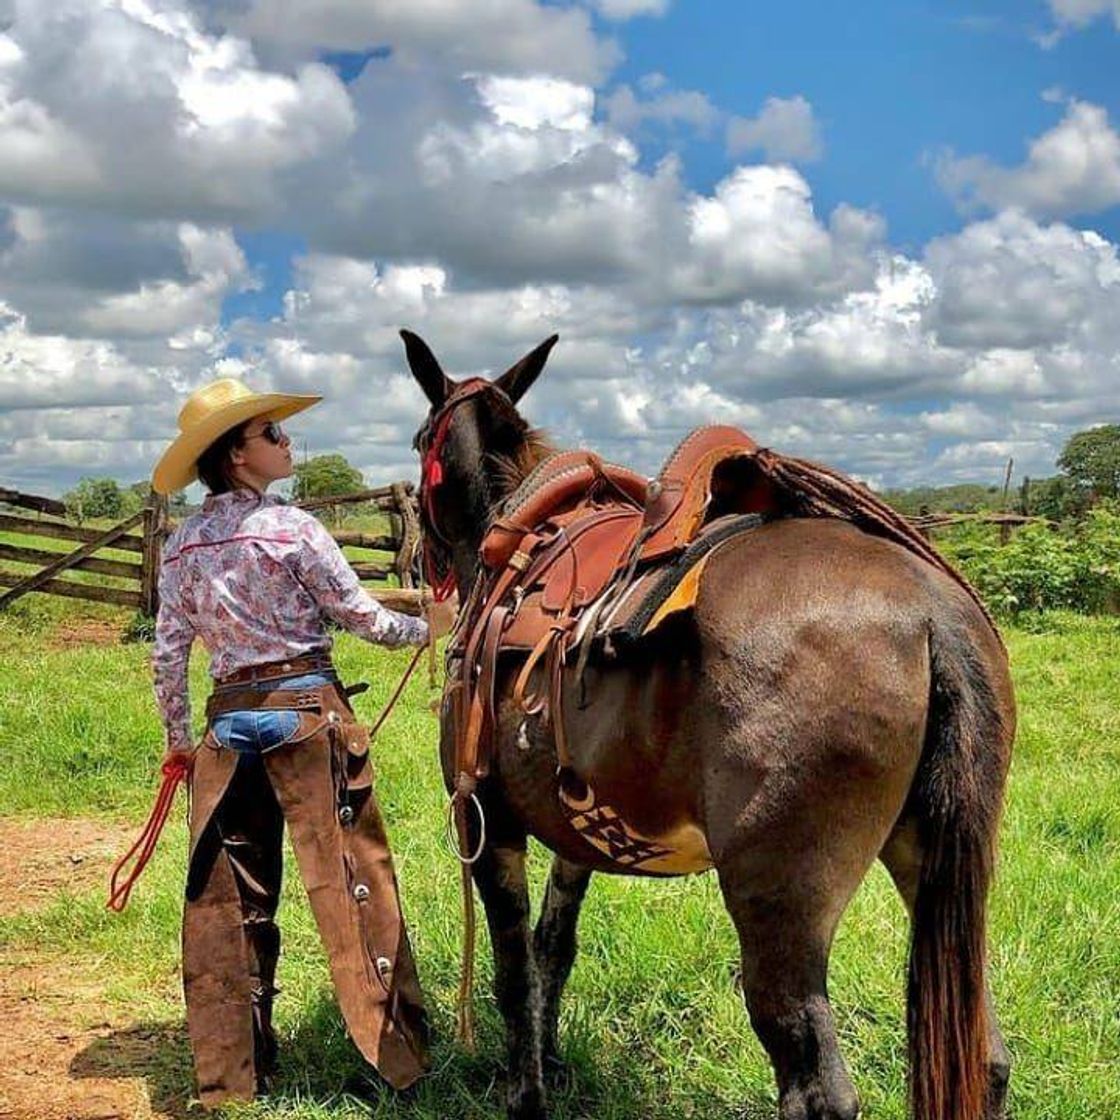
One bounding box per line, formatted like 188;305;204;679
609;1;1120;243
1;0;1118;494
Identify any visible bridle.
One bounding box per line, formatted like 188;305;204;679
415;378;505;601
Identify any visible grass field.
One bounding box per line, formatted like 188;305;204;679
0;597;1117;1118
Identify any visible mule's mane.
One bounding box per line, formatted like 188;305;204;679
485;426;555;511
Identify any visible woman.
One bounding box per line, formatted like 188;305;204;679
150;377;454;1106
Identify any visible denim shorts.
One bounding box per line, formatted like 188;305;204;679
209;671;339;755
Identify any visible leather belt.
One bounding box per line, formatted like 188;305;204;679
206;687;327;718
214;652;335;689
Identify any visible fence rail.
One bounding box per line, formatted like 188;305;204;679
0;482;424;616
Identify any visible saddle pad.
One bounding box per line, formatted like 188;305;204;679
603;513;765;648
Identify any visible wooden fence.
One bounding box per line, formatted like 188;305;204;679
0;483;424;616
1;480;1049;618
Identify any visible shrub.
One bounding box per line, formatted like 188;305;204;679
937;503;1120;616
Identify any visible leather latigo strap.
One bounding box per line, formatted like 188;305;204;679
455;511;629;791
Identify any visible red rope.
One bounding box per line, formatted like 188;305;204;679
106;756;191;912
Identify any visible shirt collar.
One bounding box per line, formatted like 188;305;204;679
201;488;285;514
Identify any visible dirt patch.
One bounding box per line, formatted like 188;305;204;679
0;821;195;1118
46;618;125;650
0;818;135;919
0;953;192;1120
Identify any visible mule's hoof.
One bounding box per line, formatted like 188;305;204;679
507;1085;547;1120
778;1085;860;1120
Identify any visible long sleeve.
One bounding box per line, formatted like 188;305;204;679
151;537;195;750
291;511;429;648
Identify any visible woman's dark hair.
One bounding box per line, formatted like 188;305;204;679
196;420;251;494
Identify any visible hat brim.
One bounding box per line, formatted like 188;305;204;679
151;393;322;494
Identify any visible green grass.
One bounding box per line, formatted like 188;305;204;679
0;604;1117;1117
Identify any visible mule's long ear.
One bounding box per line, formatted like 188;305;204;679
400;329;452;408
495;333;559;404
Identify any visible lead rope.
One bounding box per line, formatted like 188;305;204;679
449;771;486;1049
106;755;192;912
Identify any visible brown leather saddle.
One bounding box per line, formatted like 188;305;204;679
448;425;778;805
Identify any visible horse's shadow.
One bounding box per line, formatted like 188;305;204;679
69;996;771;1118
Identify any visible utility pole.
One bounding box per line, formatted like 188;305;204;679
1000;457;1014;544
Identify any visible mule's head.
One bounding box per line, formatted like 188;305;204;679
401;329;558;593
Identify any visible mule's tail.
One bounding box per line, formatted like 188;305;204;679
908;617;1010;1120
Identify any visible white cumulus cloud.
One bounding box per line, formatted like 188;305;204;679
0;0;355;222
726;95;823;164
936;98;1120;219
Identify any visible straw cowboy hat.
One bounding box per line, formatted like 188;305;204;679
152;378;321;494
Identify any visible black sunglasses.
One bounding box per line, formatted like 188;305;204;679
244;420;286;445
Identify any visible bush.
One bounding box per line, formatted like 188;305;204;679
937;503;1120;616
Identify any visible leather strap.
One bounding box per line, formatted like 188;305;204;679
214;652;335;688
206;688;326;718
454;561;528;782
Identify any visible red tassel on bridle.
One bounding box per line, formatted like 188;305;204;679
106;755;191;912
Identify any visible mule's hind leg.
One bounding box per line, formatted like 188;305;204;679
472;831;547;1120
533;856;592;1076
880;818;1011;1119
719;861;861;1120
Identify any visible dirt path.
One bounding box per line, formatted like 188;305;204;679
0;819;192;1120
0;818;135;919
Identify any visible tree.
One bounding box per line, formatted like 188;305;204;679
1022;475;1078;521
291;454;364;502
1057;424;1120;503
63;476;125;521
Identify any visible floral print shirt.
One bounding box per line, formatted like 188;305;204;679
152;488;428;749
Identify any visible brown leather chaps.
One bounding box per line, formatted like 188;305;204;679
183;680;428;1107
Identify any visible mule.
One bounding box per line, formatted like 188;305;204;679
402;330;1015;1120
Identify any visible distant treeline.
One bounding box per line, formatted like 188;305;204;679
883;423;1120;522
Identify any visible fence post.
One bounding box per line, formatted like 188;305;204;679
140;489;169;616
391;481;420;589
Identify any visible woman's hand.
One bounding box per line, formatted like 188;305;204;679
424;593;459;639
161;745;195;774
